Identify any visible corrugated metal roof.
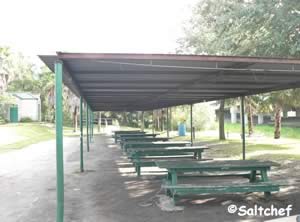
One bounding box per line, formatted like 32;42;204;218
12;92;39;100
39;52;300;111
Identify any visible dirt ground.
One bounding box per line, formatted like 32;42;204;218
0;135;299;222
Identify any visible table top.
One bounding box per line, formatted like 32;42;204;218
124;141;190;145
119;133;158;137
155;160;279;170
114;130;141;133
121;137;170;141
128;146;208;153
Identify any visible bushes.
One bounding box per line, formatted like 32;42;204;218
20;117;33;122
171;103;216;131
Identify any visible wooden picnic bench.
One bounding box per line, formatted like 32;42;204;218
123;141;190;152
128;146;209;176
156;160;280;204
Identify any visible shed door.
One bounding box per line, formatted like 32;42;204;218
9;106;18;123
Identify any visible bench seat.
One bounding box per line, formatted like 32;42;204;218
132;157;211;176
162;181;280;203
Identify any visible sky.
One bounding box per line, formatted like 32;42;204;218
0;0;197;65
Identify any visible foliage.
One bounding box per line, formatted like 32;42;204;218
171;103;216;131
20;117;33;122
180;0;300;138
179;0;300;57
225;123;300;140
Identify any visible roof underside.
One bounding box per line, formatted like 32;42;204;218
39;53;300;111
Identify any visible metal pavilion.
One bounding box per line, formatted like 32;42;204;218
39;52;300;222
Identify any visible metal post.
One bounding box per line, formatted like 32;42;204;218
90;108;92;143
166;108;169;138
169;107;172;132
91;110;93;142
141;111;144;132
80;97;84;172
86;104;89;152
55;61;64;222
241;96;246;160
92;112;94;138
152;110;155;134
190;104;193;146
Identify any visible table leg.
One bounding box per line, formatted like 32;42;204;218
260;169;269;182
136;165;141;176
197;151;202;160
167;172;172;181
260;169;271;198
171;171;178;185
249;170;257;182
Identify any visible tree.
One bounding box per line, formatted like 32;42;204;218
180;0;300;139
218;100;226;140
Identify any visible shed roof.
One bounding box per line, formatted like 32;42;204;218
39;52;300;111
12;92;40;100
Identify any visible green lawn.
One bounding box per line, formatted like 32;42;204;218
225;123;300;139
208;140;289;158
0;123;80;153
250;154;300;161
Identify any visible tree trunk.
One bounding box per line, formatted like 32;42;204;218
122;112;128;125
73;106;78;132
157;111;160;131
247;104;254;136
141;111;144;131
219;100;226;140
98;111;101;132
274;105;282;139
161;111;164;132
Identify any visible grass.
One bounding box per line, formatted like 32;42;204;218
209;140;289;158
0;123;80;153
250;154;300;161
225;123;300;139
0;123;55;152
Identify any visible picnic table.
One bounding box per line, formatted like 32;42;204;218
113;131;146;143
120;137;169;149
113;130;143;142
156;160;280;203
128;146;209;176
119;133;158;139
123;141;190;152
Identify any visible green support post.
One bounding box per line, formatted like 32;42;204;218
92;112;94;139
89;108;92;143
86;104;90;152
190;104;193;146
91;110;93;142
167;108;169;138
80;97;84;172
241;96;246;160
55;61;64;222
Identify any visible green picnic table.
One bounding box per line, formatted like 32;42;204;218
128;146;209;176
120;137;169;149
113;130;143;143
113;131;146;143
156;160;280;203
123;141;190;152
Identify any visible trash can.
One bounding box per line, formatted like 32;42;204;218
178;123;186;136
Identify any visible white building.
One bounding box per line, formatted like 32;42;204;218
10;92;41;121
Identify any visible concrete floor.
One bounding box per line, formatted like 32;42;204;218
0;134;299;222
